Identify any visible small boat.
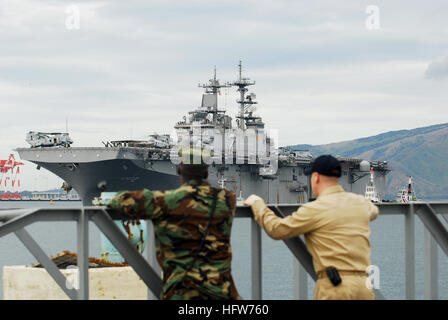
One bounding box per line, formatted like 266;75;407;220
395;176;420;203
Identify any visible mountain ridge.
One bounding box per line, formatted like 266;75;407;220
290;123;448;200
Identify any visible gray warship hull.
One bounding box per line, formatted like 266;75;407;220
16;147;388;205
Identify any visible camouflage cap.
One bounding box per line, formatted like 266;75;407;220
178;147;212;166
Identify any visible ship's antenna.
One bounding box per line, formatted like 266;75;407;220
214;65;217;83
239;60;242;81
198;66;231;122
224;86;228;109
66;117;68;133
232;60;256;130
199;66;230;95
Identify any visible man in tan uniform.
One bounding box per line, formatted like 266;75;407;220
244;155;379;300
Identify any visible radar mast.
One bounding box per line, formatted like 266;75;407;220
232;61;257;130
198;67;231;122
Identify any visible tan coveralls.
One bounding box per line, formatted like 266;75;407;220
250;185;379;300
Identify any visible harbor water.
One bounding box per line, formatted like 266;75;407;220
0;201;447;300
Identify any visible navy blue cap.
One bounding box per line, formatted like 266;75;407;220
304;155;342;177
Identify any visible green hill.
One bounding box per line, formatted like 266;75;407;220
291;123;448;200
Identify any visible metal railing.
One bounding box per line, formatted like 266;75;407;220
0;202;447;300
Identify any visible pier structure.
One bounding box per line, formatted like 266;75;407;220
29;190;80;201
0;203;447;300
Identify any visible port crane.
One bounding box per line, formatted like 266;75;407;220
0;154;24;200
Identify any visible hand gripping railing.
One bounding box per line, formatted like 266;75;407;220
0;202;447;300
240;202;448;300
236;205;388;300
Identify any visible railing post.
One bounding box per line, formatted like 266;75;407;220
251;219;262;299
405;203;415;300
77;208;89;300
293;257;308;299
424;227;438;300
146;220;162;300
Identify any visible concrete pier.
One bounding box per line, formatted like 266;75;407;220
2;266;148;300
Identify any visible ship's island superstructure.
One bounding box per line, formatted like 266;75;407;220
16;62;390;205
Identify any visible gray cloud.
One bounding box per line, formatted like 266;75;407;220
425;56;448;80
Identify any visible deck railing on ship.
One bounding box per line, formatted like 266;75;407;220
0;203;447;300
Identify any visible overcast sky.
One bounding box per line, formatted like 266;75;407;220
1;0;447;190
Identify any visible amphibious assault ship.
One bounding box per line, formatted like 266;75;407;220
16;62;390;205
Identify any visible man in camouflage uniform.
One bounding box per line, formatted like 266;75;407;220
108;148;241;300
